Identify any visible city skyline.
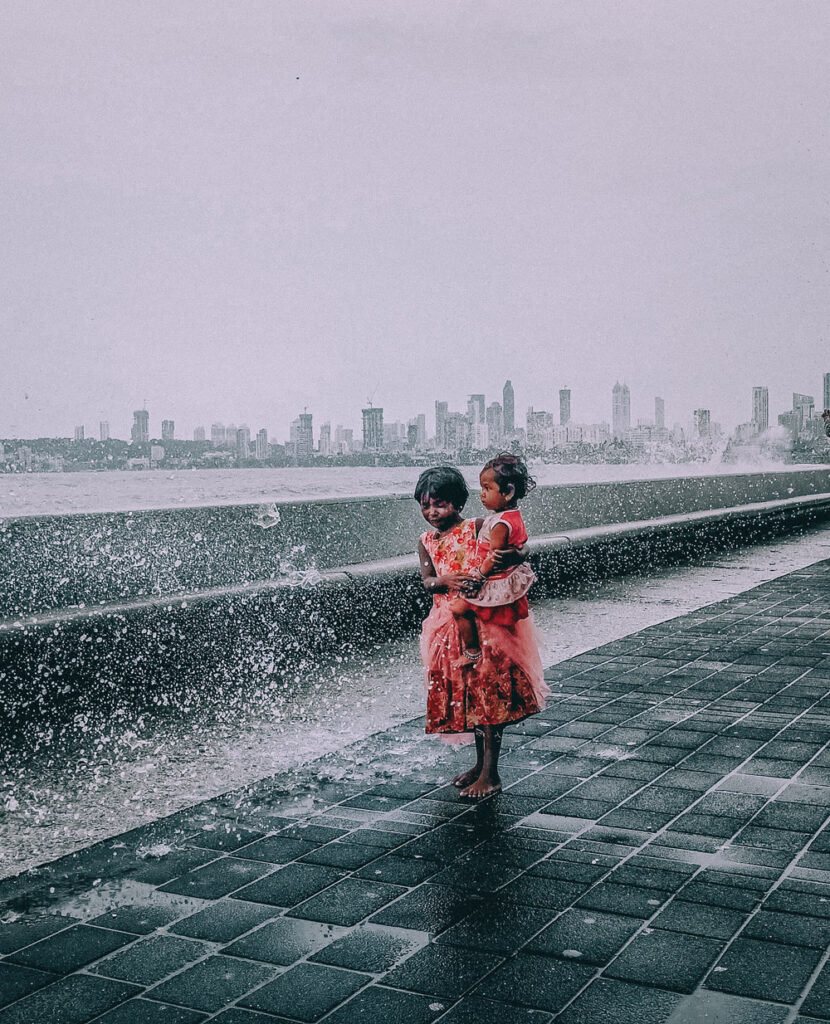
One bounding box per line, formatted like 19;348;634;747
19;372;830;448
3;5;830;448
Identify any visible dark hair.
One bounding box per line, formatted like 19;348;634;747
482;452;536;500
414;466;469;510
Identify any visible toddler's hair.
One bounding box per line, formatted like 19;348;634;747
414;466;469;510
482;452;536;500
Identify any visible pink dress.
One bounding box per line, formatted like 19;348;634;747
419;519;549;740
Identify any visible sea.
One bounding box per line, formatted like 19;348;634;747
0;460;799;518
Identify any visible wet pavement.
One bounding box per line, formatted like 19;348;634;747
2;560;830;1022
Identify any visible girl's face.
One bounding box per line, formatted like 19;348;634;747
420;494;460;531
480;468;513;511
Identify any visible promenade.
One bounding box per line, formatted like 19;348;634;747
1;561;830;1023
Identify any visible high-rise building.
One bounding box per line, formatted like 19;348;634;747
503;380;515;436
193;426;206;442
362;406;384;451
74;425;85;441
655;397;665;430
486;402;503;445
236;425;251;458
99;421;110;441
319;422;331;456
210;422;225;446
255;428;268;460
467;394;485;424
296;413;313;459
415;413;426;448
131;409;149;444
559;388;571;426
434;401;448;448
793;393;815;433
612;382;630;439
161;419;175;442
443;412;468;451
823;373;830;412
694;408;711;437
752;387;769;432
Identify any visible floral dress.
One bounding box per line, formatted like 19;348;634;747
419;519;549;738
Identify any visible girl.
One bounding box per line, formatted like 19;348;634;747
415;464;549;799
450;453;537;661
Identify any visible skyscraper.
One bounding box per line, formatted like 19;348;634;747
362;406;384;450
161;419;175;442
255;428;268;460
99;421;110;441
486;402;503;445
193;426;206;442
131;409;149;444
655;397;665;430
210;423;225;446
74;425;85;441
296;413;313;459
694;408;711;437
752;387;769;432
319;422;331;455
824;373;830;411
434;401;448;448
503;380;515;436
559;388;571;426
415;413;426;448
611;382;630;439
793;393;814;433
467;394;485;424
236;425;251;458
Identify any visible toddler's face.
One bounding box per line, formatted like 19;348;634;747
420;494;458;530
479;468;511;511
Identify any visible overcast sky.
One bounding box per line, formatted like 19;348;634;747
2;1;830;440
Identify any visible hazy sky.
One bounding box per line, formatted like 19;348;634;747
3;1;830;440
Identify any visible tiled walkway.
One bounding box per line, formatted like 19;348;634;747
2;561;830;1023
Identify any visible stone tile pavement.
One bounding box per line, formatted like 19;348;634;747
2;560;830;1023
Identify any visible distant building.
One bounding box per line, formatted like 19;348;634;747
824;372;830;412
467;394;485;424
131;409;149;444
526;407;554;448
99;421;110;441
161;419;175;442
655;397;665;430
612;382;630;439
362;406;384;450
434;401;448;448
210;422;225;446
793;392;814;433
443;412;468;451
193;426;206;442
407;422;418;448
503;380;515;436
415;413;426;448
255;428;268;460
296;413;313;460
74;425;85;441
559;389;571;426
694;408;711;438
486;402;503;445
752;386;769;432
318;422;331;456
236;425;251;458
150;444;165;463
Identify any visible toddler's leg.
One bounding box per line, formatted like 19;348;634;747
448;598;481;658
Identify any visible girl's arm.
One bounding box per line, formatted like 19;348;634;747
477;522;510;577
418;539;475;594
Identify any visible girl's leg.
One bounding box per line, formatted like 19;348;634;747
460;724;504;799
452;725;484;788
448;598;482;657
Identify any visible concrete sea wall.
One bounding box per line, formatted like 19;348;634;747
2;468;830;755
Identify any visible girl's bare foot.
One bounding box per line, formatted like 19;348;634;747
459;774;502;799
452;766;481;788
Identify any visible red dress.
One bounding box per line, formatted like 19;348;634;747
419;519;549;739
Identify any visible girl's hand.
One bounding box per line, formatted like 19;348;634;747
441;572;479;593
491;543;528;569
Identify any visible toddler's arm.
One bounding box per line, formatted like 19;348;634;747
477;522;511;578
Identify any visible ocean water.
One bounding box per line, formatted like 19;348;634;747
0;460;799;517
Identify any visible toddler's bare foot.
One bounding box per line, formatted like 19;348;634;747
459;773;502;800
452;767;481;788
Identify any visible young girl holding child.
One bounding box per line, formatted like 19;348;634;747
415;454;548;799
